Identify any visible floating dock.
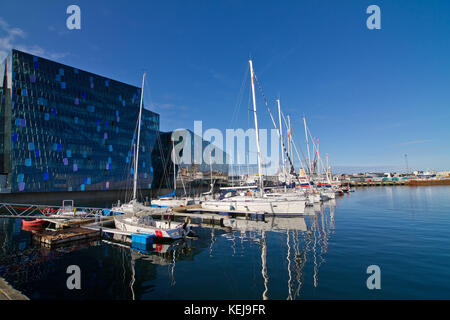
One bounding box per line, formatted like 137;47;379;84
32;227;101;248
43;216;115;229
341;181;407;187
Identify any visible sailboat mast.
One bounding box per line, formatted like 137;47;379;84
249;60;264;192
133;73;146;200
172;138;176;194
277;99;286;185
326;153;330;182
303;116;312;177
287;115;292;183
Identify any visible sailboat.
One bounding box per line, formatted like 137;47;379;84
113;73;192;239
201;60;306;215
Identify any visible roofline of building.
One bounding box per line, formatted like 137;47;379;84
11;48;160;117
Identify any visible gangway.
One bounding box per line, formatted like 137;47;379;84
0;200;117;220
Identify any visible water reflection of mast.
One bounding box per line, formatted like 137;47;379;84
209;227;216;257
286;230;293;300
294;229;311;298
130;253;136;300
313;213;318;288
261;231;269;300
170;248;176;286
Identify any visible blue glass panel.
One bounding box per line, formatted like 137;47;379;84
43;172;49;181
25;158;31;167
44;113;50;121
28;142;35;150
17;174;24;183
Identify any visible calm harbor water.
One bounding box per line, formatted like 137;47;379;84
1;186;450;300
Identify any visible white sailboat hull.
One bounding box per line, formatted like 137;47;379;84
151;198;196;208
114;214;190;240
201;197;306;214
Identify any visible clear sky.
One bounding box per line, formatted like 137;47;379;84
1;0;449;172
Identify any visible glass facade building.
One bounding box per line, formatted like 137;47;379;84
151;130;230;193
0;49;159;193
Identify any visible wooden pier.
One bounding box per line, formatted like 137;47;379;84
341;181;407;187
43;216;115;229
0;277;29;300
32;227;101;248
342;179;450;187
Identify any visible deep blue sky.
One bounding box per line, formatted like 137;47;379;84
1;0;449;172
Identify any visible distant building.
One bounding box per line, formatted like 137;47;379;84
437;171;450;177
151;130;229;192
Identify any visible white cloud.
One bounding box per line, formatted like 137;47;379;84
0;17;68;62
